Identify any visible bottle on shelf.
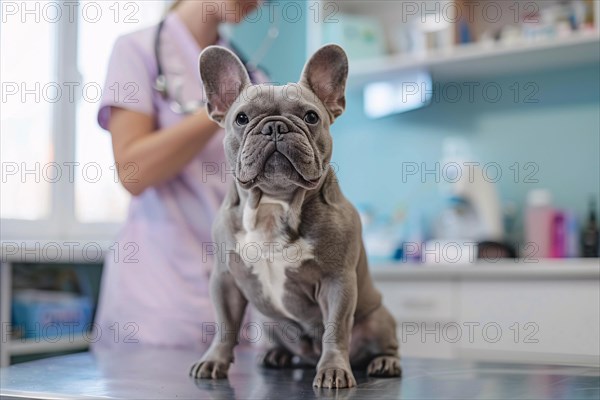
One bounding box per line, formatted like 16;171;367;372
582;196;599;257
525;189;554;259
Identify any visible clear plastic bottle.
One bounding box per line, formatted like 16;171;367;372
434;196;483;241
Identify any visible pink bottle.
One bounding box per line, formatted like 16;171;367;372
550;211;566;258
525;189;553;260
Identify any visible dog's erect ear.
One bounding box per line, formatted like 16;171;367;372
299;44;348;123
199;46;250;126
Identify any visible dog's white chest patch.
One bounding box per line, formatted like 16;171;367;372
235;195;313;319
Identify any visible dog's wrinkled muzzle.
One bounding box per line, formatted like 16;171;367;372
236;117;323;189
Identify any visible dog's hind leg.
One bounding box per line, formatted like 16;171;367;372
258;320;320;369
260;346;295;368
350;305;401;377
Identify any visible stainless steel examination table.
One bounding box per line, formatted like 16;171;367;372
1;346;599;400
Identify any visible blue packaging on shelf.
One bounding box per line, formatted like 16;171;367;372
11;290;93;340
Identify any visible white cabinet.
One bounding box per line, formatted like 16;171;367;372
457;280;600;365
378;281;457;322
377;281;458;359
372;260;600;366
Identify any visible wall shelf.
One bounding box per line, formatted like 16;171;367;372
348;33;600;86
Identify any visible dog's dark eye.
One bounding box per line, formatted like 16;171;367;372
236;113;249;126
304;111;319;124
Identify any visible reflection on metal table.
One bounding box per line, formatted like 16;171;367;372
1;346;599;399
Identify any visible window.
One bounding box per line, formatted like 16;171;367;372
75;1;166;222
1;10;56;221
1;1;169;240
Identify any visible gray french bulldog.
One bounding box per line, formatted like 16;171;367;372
189;44;400;389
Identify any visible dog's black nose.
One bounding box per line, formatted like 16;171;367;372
261;121;289;140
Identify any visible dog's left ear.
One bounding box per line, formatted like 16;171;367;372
299;44;348;123
199;46;251;126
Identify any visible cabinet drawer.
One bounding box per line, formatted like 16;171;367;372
376;281;457;322
458;280;600;364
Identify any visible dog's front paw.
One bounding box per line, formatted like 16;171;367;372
189;360;230;379
367;355;401;377
313;366;356;389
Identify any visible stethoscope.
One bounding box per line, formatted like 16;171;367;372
153;9;279;115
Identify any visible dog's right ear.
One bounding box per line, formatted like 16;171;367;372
199;46;251;126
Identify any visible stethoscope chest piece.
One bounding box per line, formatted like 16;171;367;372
153;74;169;99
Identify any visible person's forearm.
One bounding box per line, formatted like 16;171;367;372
114;111;221;195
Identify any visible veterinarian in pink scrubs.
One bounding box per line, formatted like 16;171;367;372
93;0;266;350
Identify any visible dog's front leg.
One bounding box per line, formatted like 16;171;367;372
313;276;358;389
190;268;247;379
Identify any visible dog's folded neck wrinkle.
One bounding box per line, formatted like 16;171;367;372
241;187;306;233
247;187;262;209
286;189;307;231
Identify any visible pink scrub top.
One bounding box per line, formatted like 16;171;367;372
93;12;266;351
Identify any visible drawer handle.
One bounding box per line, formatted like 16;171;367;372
401;299;435;310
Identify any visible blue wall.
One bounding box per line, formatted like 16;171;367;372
230;5;306;84
333;65;600;234
232;9;600;240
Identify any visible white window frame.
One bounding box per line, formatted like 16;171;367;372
1;2;169;242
